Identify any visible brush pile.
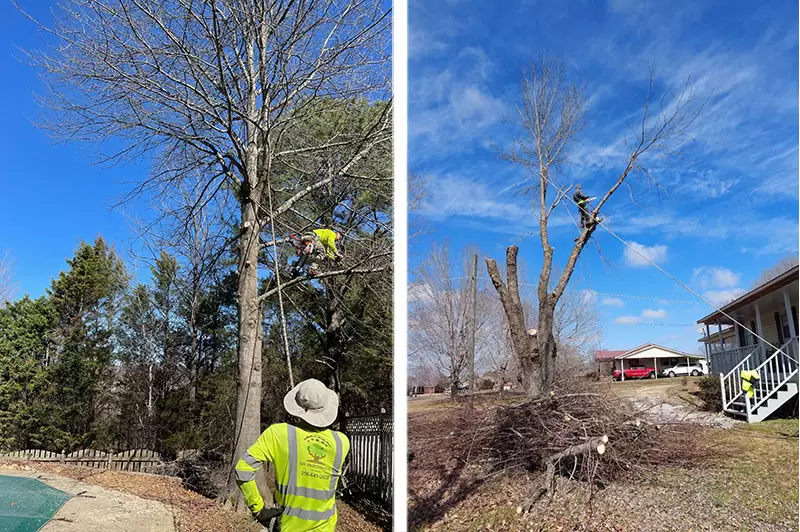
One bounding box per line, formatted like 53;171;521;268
456;388;716;511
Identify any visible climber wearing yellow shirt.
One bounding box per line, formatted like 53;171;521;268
293;229;343;277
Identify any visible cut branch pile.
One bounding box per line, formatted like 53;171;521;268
455;389;716;511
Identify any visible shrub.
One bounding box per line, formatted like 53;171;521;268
480;378;495;390
697;375;722;412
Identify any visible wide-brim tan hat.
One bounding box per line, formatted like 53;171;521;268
283;378;339;428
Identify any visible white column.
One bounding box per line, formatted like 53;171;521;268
621;359;625;381
783;288;796;339
755;301;764;364
654;357;658;379
754;301;764;338
717;321;724;352
704;324;711;358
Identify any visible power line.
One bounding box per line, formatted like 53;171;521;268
426;277;706;305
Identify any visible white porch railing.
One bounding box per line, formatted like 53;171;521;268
719;350;756;411
719;337;799;420
748;338;799;413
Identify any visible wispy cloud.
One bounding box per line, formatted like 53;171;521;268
609;209;798;255
616;307;667;324
703;289;746;307
601;297;624;307
692;266;741;290
623;242;668;267
413;174;574;235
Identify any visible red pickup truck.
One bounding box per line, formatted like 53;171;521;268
613;365;656;381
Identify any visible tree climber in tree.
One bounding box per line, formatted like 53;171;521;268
573;184;602;230
292;229;343;277
234;379;350;532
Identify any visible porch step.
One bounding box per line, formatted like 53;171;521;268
724;382;798;420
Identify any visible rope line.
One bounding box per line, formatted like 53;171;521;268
542;175;785;356
265;181;296;390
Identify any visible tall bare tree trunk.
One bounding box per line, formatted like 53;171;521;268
486;246;541;396
229;197;263;500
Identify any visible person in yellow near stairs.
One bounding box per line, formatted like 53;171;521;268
294;229;343;277
740;369;761;399
235;379;350;532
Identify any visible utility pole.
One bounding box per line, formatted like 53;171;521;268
469;254;478;401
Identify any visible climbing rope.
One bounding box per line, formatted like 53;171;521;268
543;175;786;356
264;182;296;390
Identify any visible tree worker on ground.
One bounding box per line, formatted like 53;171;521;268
293;228;343;277
235;379;350;531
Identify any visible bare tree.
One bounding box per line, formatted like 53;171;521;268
408;173;429;242
486;57;701;396
551;289;602;382
479;305;518;393
752;255;799;287
18;0;392;501
409;245;489;397
0;252;14;307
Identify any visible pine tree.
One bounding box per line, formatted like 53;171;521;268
0;296;56;448
33;237;127;450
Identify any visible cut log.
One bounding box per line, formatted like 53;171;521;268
519;435;609;512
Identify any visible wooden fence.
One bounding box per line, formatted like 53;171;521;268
341;411;392;508
0;448;164;474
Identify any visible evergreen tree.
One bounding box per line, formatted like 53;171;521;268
0;296;56;448
33;238;127;450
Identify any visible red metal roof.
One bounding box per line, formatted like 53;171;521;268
595;350;627;361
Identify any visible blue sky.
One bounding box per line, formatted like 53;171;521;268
0;1;154;299
408;0;799;354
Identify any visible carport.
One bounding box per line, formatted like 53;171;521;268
612;343;706;380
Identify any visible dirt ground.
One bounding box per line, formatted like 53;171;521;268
408;383;799;531
0;462;381;532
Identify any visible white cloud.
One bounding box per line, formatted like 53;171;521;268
615;308;667;325
703;289;746;307
413;174;575;234
692;267;741;290
582;290;597;304
623;242;668;267
601;297;624;307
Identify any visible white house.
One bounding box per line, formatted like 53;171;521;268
597;343;706;380
696;265;798;422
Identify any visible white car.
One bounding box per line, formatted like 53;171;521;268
662;361;708;377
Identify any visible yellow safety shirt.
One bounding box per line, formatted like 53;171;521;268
235;423;350;531
740;369;760;399
312;229;339;260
